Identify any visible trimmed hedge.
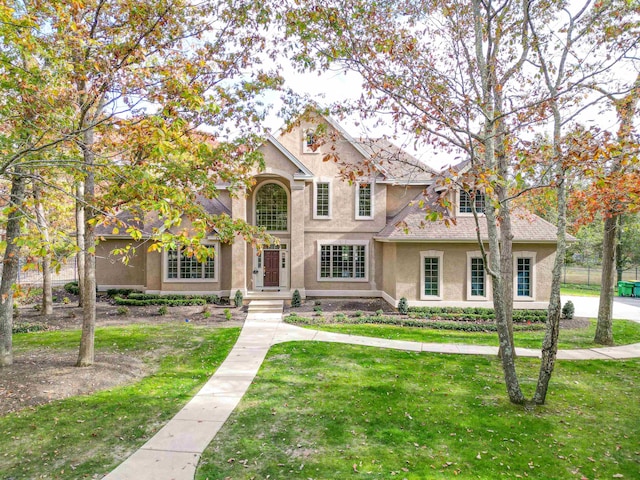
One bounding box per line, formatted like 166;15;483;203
109;292;222;306
284;313;546;332
113;296;207;307
408;306;547;323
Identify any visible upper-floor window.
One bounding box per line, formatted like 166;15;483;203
303;129;318;153
256;182;288;231
459;189;486;214
356;182;373;220
314;181;331;219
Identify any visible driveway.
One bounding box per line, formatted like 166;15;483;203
562;295;640;322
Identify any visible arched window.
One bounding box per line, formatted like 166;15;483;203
255;183;288;231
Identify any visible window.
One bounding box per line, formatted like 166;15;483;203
166;244;218;281
514;251;536;300
303;129;318;153
356;182;373;219
420;250;444;300
314;181;331;219
517;258;531;297
470;257;485;297
255;182;288;231
318;241;368;281
459;190;486;214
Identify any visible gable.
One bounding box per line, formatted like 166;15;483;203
258;136;314;180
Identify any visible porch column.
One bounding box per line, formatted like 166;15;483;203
290;182;305;296
230;189;247;296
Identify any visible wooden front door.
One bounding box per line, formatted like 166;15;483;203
263;250;280;287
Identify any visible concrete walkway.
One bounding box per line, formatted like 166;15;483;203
105;305;640;479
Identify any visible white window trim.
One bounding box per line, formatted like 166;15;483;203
163;241;220;283
457;189;486;217
302;129;320;154
466;251;490;301
252;180;290;233
253;241;289;289
355;181;374;220
420;250;444;300
316;239;369;282
513;251;536;301
313;179;332;220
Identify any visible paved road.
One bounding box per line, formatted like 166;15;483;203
562;295;640;322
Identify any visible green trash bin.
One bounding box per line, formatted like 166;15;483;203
633;282;640;298
618;281;634;297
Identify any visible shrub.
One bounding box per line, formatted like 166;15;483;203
234;290;243;308
333;313;347;321
62;297;70;305
562;300;575;320
13;322;51;334
203;311;211;319
353;310;364;318
116;306;130;316
64;281;80;295
291;289;302;307
106;288;140;297
314;300;322;306
158;306;168;316
375;309;384;316
398;297;409;315
224;308;232;321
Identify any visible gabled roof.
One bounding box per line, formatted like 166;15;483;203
95;195;230;238
376;188;563;243
265;134;314;180
358;138;434;184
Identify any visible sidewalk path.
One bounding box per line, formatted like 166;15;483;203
562;294;640;322
104;311;640;479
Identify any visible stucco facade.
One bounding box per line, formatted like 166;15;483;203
96;114;560;308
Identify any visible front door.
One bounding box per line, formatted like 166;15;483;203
263;250;280;287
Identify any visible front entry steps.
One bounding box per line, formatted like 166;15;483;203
247;299;284;315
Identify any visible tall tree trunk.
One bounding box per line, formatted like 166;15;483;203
77;131;96;367
616;216;623;283
595;214;617;345
76;181;85;307
34;182;53;315
534;168;567;404
0;172;27;367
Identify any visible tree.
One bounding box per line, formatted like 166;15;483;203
0;0;280;367
281;0;636;404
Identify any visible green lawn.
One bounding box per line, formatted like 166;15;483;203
0;324;240;479
560;283;601;297
197;342;640;480
298;319;640;349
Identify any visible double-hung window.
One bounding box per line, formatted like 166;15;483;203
166;244;218;281
318;242;368;281
314;181;331;219
356;182;373;220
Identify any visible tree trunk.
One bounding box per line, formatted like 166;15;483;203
34;182;53;315
595;214;617;345
616;216;623;283
534;169;567;404
76;181;85;307
0;172;27;367
77;131;96;367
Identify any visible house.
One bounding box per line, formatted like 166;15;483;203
95;113;559;308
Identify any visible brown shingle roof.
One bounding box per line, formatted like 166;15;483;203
358;138;435;183
96;195;230;237
376;190;563;243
